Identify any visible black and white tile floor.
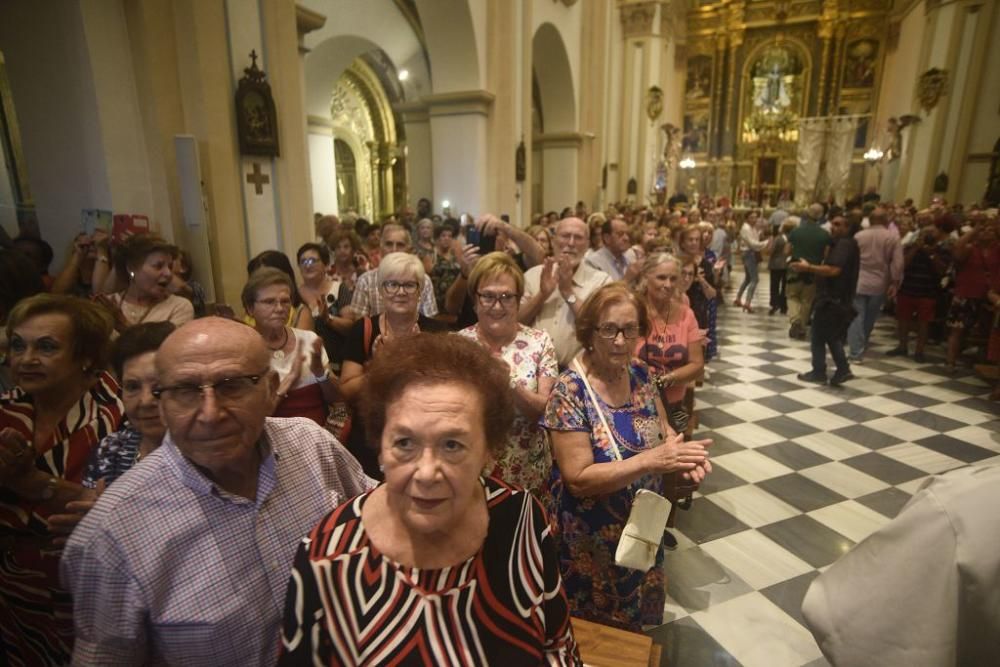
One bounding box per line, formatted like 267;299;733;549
645;274;1000;667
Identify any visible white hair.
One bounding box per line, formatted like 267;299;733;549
378;251;425;284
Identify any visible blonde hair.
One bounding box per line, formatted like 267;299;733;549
467;251;525;298
378;251;425;284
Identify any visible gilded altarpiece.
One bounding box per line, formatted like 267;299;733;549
680;0;891;205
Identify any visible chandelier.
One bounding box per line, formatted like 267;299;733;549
741;108;799;151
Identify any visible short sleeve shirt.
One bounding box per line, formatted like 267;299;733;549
521;261;610;366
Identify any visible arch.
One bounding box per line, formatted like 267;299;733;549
327;60;401;218
305;35;386;118
413;0;482;92
302;0;430;103
532;22;576;133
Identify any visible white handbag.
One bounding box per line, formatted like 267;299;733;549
572;358;671;573
614;489;671;572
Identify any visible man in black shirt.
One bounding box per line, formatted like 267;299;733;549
791;216;860;386
888;223;950;361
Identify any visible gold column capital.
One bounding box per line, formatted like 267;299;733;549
619;1;657;39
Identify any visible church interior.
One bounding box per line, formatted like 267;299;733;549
0;0;998;665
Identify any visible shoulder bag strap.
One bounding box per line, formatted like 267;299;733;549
362;316;373;358
572;356;624;463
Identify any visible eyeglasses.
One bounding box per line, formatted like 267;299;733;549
255;297;292;309
152;372;269;409
476;291;519;308
299;257;321;267
596;323;641;340
382;280;420;295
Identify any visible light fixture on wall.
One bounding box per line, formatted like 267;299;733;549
398;69;410;82
679;156;696;170
863;147;884;165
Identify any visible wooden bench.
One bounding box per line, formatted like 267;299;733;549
572;617;663;667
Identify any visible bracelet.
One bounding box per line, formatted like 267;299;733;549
653;371;675;390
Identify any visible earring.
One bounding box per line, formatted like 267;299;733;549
378;463;384;473
129;271;135;280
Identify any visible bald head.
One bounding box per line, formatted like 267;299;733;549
807;203;824;221
155;317;278;484
157;317;269;377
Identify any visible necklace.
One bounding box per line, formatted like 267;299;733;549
267;327;289;360
120;290;154;325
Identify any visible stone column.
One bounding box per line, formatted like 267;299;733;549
616;1;668;203
535;132;584;213
425;90;494;215
395;102;433;209
897;0;993;203
262;0;315;255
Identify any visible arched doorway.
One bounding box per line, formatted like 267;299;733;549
334;138;358;212
326;59;401;218
531;23;577;214
305;32;410;219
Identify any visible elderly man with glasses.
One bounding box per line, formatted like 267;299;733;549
61;317;375;666
520;217;611;367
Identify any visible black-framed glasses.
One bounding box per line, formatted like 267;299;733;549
381;280;420;295
255;297;293;309
596;323;641;340
152;372;270;409
299;257;320;267
476;291;519;309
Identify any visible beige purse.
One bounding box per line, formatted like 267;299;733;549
573;358;671;572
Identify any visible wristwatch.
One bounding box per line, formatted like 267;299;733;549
564;292;578;305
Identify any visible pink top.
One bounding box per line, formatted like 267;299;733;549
634;306;700;404
854;225;904;296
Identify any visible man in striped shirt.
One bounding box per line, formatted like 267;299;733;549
61;318;375;666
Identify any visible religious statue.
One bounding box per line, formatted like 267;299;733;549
661;123;681;172
750;46;800;114
651;123;682;204
235;50;280;157
646;86;664;122
515;139;526;182
885;117;902;162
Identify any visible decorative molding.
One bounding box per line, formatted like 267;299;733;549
533;131;587;149
295;4;326;35
419;90;495;117
621;1;657;38
917;68;948;113
307;114;335;128
849;0;892;11
393;101;430;123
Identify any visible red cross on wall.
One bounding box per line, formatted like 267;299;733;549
246;162;270;195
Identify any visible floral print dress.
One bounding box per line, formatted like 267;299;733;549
543;360;666;631
457;324;558;507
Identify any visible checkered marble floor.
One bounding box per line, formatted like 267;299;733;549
645;273;1000;667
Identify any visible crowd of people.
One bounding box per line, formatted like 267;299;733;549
0;188;997;665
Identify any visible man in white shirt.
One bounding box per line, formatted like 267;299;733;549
584;216;642;282
803;465;1000;667
521;217;610;366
